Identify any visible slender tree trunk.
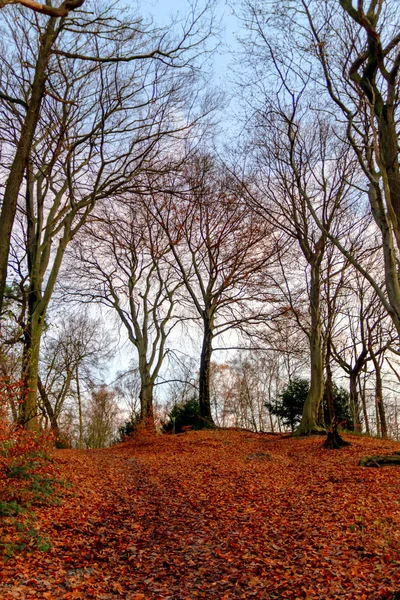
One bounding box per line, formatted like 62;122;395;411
0;17;58;318
359;370;370;435
349;371;362;433
76;365;84;449
297;261;325;435
198;317;215;427
325;356;335;425
37;375;59;436
370;351;387;439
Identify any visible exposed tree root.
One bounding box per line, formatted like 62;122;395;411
359;452;400;467
323;430;351;449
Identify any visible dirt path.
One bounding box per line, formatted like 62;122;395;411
1;430;400;599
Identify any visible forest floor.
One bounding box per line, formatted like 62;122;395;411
1;430;400;599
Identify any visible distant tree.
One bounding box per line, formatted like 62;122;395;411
72;198;183;430
38;313;111;445
85;386;120;449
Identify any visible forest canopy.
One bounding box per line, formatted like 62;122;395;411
0;0;400;446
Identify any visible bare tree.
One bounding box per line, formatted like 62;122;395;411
71;197;184;428
0;1;85;316
84;385;120;449
149;154;278;427
2;2;214;429
243;0;400;338
0;0;216;323
39;313;111;444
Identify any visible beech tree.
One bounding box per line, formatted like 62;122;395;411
237;0;380;435
1;1;214;429
150;154;278;427
38;313;111;444
245;113;357;433
71;198;183;429
0;0;85;318
244;0;400;338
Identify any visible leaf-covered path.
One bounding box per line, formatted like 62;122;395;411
1;430;400;599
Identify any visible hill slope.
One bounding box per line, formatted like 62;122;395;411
1;430;400;599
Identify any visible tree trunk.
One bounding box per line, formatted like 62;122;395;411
370;350;387;438
323;418;351;450
37;375;59;436
0;17;58;318
325;344;335;426
297;261;325;435
369;182;400;337
359;369;370;435
378;101;400;253
349;371;362;433
198;317;215;428
76;365;84;449
138;360;155;430
20;313;44;430
359;452;400;467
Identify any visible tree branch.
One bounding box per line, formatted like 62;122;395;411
0;0;84;17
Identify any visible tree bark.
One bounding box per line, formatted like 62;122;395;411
359;370;370;435
76;365;84;449
297;261;325;435
139;369;154;425
349;371;362;433
0;16;59;319
325;342;335;425
370;350;387;439
198;317;215;427
19;313;43;430
37;375;59;436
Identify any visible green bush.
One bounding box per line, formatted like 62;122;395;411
116;412;141;441
162;398;201;433
266;378;353;432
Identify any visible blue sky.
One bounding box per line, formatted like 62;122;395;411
143;0;239;87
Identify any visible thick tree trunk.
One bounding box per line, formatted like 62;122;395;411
138;359;155;430
140;379;154;423
379;103;400;252
369;182;400;337
297;262;325;435
198;318;215;428
0;17;58;318
323;418;351;450
20;313;43;430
